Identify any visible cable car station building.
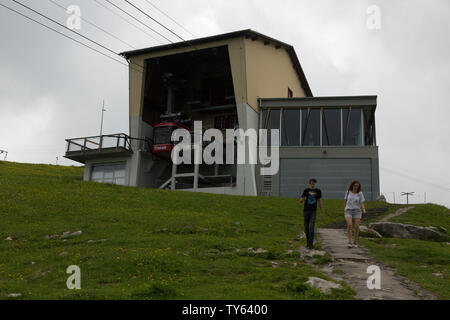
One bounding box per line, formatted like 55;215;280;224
65;29;380;200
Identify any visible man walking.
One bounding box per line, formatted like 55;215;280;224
300;179;324;250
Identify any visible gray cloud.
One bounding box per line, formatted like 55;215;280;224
0;0;448;206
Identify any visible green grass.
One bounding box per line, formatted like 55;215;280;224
389;204;450;232
1;161;392;300
360;203;450;299
360;238;450;299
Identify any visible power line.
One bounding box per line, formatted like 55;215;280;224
381;167;450;192
124;0;185;42
12;0;120;57
142;0;196;38
48;0;137;49
91;0;163;45
383;163;450;188
0;2;128;68
104;0;173;44
124;0;199;52
9;0;144;73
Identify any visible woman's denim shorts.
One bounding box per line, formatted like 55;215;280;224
345;209;362;219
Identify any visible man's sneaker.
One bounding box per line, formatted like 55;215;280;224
348;242;353;248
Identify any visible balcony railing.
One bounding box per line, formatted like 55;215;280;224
66;133;152;155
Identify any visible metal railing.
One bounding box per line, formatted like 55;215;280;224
66;134;152;154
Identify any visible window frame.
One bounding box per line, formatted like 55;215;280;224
260;106;370;147
91;162;127;185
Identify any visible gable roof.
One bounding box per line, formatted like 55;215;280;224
120;29;313;97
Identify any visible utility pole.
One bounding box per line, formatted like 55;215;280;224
424;192;427;203
401;192;414;205
100;100;107;137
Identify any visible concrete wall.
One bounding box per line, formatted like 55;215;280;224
256;146;380;200
245;38;307;111
83;156;133;186
279;158;376;200
234;103;260;196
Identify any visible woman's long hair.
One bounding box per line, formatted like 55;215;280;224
347;181;362;193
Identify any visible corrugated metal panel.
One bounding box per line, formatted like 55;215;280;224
280;158;372;199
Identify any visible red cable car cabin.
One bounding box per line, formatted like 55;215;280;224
152;122;190;154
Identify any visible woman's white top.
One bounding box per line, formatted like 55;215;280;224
345;191;365;210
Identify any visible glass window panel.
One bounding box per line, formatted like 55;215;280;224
113;169;126;179
267;109;280;130
303;109;320;146
364;107;375;146
343;108;362;145
91;171;103;180
115;178;125;186
322;109;341;146
281;109;300;146
101;165;110;170
91;163;126;184
260;109;268;129
153;126;173;145
103;171;114;179
92;165;104;172
263;109;280;147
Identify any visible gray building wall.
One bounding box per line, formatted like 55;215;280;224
235;102;259;196
256;146;380;200
84;156;133;186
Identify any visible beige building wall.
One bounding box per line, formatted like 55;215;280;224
127;38;248;119
245;38;306;112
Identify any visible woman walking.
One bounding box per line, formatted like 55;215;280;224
344;181;366;248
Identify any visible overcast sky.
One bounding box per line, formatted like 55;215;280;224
0;0;449;207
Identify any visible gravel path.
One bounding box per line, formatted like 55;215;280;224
316;228;436;300
379;206;415;222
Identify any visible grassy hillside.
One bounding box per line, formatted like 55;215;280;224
360;204;450;299
390;204;450;231
0;161;391;300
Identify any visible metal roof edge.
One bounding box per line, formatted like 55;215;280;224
120;29;313;97
259;95;378;107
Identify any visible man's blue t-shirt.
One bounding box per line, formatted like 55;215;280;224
301;188;322;211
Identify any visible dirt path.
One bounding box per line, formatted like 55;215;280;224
379;206;415;223
315;228;436;300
